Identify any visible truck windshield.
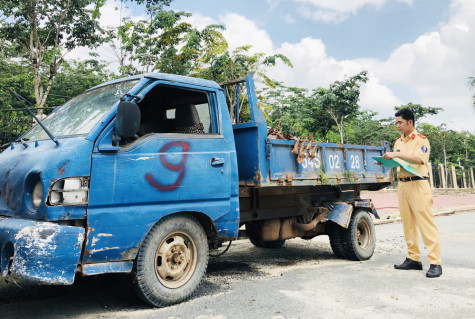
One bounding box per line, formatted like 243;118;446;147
22;80;139;140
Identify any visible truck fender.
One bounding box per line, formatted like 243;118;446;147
324;200;378;229
0;218;84;284
324;202;353;229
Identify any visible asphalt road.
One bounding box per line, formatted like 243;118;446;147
2;211;475;319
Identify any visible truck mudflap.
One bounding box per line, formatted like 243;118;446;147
324;200;379;228
0;218;85;284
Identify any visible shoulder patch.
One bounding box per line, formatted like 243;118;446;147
421;146;428;153
417;133;427;139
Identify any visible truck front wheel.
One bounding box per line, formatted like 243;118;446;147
342;209;376;261
133;214;209;307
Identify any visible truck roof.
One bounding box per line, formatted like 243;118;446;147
88;73;222;91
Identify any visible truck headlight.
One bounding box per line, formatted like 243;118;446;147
49;177;89;206
32;181;44;209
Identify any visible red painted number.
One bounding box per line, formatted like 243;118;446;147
145;141;190;191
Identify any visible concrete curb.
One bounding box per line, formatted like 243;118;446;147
374;205;475;225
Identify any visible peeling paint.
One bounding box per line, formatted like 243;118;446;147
120;247;139;260
1;219;85;285
91;237;100;247
89;247;121;254
58;161;69;178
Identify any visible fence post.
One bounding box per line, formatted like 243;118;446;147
428;162;434;189
451;166;458;189
470;168;475;189
438;164;446;189
460;166;467;189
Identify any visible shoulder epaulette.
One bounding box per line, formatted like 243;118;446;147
417;133;427;139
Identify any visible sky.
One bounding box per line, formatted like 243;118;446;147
75;0;475;133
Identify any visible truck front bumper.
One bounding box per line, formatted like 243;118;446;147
0;217;85;284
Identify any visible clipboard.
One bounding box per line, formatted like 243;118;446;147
372;156;423;178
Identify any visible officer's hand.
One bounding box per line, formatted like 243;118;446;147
383;152;396;160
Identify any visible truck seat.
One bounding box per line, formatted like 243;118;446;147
175;103;205;134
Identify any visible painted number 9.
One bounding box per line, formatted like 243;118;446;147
145;141;190;191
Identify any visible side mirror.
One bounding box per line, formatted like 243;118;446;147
115;101;141;139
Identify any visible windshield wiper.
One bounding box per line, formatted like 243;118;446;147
0;84;58;146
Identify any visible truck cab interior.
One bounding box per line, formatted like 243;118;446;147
135;85;214;137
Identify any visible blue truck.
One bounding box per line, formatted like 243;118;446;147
0;73;391;307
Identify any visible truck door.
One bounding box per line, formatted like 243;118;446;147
84;82;232;264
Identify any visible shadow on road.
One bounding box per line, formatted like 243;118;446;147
1;238;338;318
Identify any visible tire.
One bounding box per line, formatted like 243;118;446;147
328;222;347;259
342;209;376;261
246;223;286;249
133;214;209;307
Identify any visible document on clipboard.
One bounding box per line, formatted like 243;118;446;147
372;156;423;178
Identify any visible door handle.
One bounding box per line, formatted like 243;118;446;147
210;157;225;166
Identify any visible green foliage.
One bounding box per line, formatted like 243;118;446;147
394;102;443;123
0;0;107;110
47;57;114;107
0;57;111;147
107;8;228;76
265;71;368;142
469;76;475;107
345;111;399;146
194;45;292;123
317;71;368;143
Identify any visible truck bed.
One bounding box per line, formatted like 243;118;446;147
225;75;391;224
232;122;392;189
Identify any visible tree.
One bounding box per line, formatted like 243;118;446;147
394;102;443;123
316;71;368;144
346;111;399;146
47;55;113;107
105;8;227;76
265;84;333;139
469;76;475;107
194;45;292;123
0;0;107;115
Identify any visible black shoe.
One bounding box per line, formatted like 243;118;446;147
426;264;442;278
394;258;423;270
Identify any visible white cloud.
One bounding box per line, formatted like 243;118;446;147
68;0;475;132
353;0;475;130
218;13;274;53
266;0;282;10
216;3;475;132
283;14;296;24
294;0;413;23
182;12;218;30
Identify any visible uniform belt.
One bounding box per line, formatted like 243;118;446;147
398;176;428;182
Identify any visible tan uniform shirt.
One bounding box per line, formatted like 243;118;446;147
393;129;430;178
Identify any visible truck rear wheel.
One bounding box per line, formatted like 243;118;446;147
328;222;347;259
342;209;375;261
133;214;209;307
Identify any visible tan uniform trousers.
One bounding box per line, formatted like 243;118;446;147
398;179;441;265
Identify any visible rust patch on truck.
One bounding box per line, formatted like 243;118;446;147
58;161;69;178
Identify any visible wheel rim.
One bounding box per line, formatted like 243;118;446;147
356;218;371;250
155;231;197;289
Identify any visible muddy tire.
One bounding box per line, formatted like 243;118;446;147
133;214;208;307
328;222;347;259
342;209;376;261
246;223;286;249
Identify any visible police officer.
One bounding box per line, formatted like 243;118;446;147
383;108;442;278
